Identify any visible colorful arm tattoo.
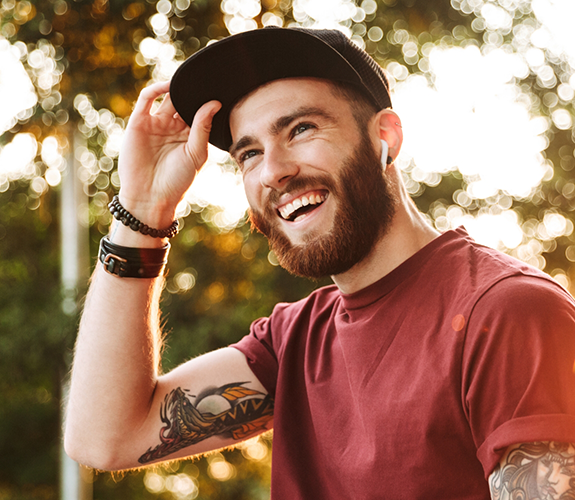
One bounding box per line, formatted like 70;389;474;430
489;442;575;500
139;382;274;464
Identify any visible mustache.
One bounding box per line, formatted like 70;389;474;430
265;173;338;207
248;173;338;235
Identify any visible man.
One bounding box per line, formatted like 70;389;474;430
64;27;575;499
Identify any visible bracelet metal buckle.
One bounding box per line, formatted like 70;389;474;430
102;253;128;277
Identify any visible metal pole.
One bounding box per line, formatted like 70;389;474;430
60;129;92;500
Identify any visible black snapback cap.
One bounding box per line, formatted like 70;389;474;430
170;26;392;152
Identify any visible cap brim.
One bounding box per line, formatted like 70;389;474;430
169;28;366;152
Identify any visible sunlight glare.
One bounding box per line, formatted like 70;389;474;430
393;46;547;198
221;0;260;34
463;211;524;250
179;145;249;229
41;136;64;169
292;0;358;28
41;136;65;187
143;472;164;493
240;437;269;461
481;3;513;32
165;473;199;498
541;212;573;239
143;470;199;499
207;453;236;481
0;133;38;182
532;0;575;63
0;38;37;135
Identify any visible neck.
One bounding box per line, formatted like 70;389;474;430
331;178;440;294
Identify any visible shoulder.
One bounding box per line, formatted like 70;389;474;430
462;272;575;360
423;228;554;306
461;274;575;415
461;273;575;405
461;277;575;477
470;273;575;325
248;283;341;349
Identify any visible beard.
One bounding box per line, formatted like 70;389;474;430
249;132;397;279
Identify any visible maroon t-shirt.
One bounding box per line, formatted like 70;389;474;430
233;228;575;499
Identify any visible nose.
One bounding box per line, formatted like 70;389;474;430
259;145;299;190
548;463;561;483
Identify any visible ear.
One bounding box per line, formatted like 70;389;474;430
371;109;403;165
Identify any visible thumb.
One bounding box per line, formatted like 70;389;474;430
185;100;222;170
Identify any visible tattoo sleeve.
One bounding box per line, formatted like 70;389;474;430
138;382;274;464
489;442;575;500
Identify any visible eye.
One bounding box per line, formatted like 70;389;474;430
292;122;315;138
238;149;260;166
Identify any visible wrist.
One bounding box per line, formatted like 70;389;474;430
117;193;179;229
108;222;168;248
108;194;180;248
98;236;169;278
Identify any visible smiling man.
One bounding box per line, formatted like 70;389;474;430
64;27;575;499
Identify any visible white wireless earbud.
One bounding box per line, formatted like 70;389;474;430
380;139;392;166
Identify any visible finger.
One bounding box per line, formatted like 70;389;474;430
154;92;177;117
184;100;222;169
131;81;171;118
173;112;187;124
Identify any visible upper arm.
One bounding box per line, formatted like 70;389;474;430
488;441;575;500
463;278;575;473
114;347;273;469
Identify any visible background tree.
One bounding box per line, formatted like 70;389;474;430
1;0;574;498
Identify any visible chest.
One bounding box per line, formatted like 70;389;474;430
272;302;490;499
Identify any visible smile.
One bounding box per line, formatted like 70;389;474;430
277;191;328;222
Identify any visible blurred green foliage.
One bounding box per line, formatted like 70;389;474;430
0;184;69;499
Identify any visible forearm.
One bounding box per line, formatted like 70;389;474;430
65;216;169;467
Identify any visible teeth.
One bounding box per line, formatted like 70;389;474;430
279;193;327;220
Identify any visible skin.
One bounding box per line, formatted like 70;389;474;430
537;458;573;499
489;442;575;500
230;81;362;248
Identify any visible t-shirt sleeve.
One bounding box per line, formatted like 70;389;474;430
231;315;279;398
462;275;575;478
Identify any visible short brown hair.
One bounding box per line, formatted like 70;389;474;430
329;81;380;130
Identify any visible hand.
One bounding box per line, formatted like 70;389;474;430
117;80;221;225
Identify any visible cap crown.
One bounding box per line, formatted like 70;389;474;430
170;27;391;151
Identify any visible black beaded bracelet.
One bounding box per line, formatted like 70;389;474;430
108;195;179;239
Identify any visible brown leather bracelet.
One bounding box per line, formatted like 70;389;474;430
98;237;170;278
